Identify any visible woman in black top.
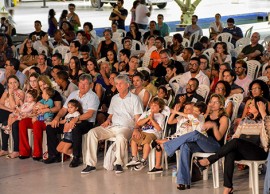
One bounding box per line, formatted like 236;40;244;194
97;29;117;59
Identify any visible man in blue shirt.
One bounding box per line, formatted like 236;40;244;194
222;18;243;47
156;14;170;37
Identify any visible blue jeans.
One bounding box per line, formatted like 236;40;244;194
264;152;270;194
163;130;221;185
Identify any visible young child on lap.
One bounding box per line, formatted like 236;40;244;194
56;99;83;157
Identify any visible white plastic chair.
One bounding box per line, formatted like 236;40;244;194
231;93;244;121
182;38;190;48
235;37;250;48
52;45;70;58
216;32;232;43
246;60;261;79
245;26;253;38
137;66;151;75
97;57;107;65
131;40;143;50
164;36;173;47
189;31;200;48
196;84;210;102
262;62;269;74
116;29;126;37
202;48;215;61
168;74;183;94
257;76;269;83
15;44;22;59
148;106;171;170
22;65;34;75
235;160;266;194
189;122;231;189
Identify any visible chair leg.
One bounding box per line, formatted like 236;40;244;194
253;162;260;194
212;162;219;188
148;148;155;170
176;150;180;172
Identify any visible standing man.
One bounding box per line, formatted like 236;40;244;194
109;0;128;30
156;14;170;37
44;74;100;167
222;18;243;47
81;74;143;174
29;20;45;42
135;0;152;30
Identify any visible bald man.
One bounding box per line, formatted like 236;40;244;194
238;32;264;61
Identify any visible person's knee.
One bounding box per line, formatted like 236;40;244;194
46;125;55;135
115;134;127;143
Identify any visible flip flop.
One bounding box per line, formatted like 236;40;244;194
0;151;8;157
6;152;19;159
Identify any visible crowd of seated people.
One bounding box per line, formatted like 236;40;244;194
1;1;270;194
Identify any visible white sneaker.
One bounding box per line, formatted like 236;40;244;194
126;158;141;167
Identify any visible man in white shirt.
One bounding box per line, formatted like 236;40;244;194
135;0;152;30
81;74;143;174
178;57;210;94
234;59;252;97
44;74;100;167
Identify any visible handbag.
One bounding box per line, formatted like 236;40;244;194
239;134;260;146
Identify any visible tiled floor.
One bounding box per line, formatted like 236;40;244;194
0;153;266;194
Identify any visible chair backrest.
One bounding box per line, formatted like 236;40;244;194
262;62;269;74
233;46;243;58
196;84;210;102
226;42;235;51
235;37;250;48
202;48;215;61
189;31;200;47
230;93;244;121
116;29;126;37
246;60;261;79
52;45;70;58
216;32;232;43
182;38;190;48
244;26;253;38
97;57;107;65
164;36;173;47
168;74;183;94
131;40;142;50
257;76;269;83
22;65;34;75
137;66;151;75
145;92;153;111
36;46;48;55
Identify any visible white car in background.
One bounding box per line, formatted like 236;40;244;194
91;0;173;9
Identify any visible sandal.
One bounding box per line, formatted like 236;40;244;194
0;150;8;157
6;152;19;159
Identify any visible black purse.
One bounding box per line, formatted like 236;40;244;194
239;134;260;146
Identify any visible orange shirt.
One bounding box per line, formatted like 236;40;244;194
150;50;161;69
